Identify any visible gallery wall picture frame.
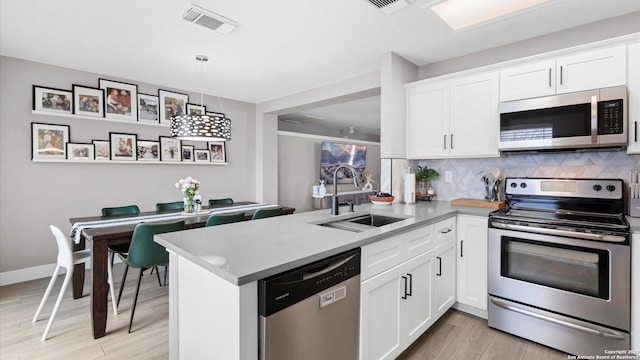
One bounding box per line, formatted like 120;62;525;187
99;79;138;122
72;85;104;118
109;132;137;161
137;93;159;123
194;149;210;163
92;140;110;160
31;122;71;160
33;85;72;114
158;89;188;125
208;141;226;163
159;136;182;162
181;145;195;162
186;103;206;116
67;142;95;161
137;140;160;161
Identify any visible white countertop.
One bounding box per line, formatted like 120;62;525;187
155;201;492;286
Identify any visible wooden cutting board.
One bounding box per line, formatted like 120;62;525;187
451;198;505;209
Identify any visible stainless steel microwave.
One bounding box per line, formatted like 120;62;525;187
498;86;627;152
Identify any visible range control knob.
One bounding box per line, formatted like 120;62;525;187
520;182;527;189
593;184;602;192
606;185;616;192
510;182;518;188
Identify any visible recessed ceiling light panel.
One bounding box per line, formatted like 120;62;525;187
427;0;554;31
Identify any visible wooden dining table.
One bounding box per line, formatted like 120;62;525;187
69;202;294;339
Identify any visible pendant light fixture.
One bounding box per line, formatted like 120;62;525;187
170;55;231;141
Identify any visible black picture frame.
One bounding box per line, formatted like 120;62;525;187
137;140;160;161
109;132;137;161
158;89;188;125
66;142;95;160
159;136;181;162
72;85;104;117
32;85;72;114
137;93;160;123
31;122;71;160
100;79;138;122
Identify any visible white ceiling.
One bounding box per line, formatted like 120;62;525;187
1;0;638;136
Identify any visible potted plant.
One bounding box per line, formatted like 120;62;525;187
415;166;440;195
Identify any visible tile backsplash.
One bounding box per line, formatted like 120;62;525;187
414;151;640;201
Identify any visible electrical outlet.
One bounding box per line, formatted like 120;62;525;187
445;171;453;183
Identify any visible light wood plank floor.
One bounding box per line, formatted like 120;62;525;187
2;264;568;359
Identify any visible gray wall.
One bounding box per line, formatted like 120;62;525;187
0;56;257;273
278;133;380;213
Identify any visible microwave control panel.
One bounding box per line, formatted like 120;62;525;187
598;99;623;135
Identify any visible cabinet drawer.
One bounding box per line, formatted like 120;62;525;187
361;236;403;281
361;225;435;281
434;217;456;247
401;224;434;262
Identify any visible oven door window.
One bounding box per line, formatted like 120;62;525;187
500;237;609;299
500;103;591;141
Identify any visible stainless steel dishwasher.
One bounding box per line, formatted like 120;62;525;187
258;248;361;360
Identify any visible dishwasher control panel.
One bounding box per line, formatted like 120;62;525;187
258;248;361;316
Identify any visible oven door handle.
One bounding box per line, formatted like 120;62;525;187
490;221;627;243
490;298;626;340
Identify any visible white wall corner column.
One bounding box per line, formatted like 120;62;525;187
255;112;279;204
380;52;418;159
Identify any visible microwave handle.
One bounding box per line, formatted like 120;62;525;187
591;95;598;143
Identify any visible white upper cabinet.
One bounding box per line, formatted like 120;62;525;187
406;71;499;159
626;43;640;155
556;46;626;94
406;80;449;159
449;72;499;158
500;45;627;102
499;59;556;101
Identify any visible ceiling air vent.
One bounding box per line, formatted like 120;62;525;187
368;0;410;14
182;4;239;35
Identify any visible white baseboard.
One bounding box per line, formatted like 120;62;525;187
0;258;122;287
453;302;489;320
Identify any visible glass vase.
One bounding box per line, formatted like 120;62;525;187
184;198;195;213
417;179;428;195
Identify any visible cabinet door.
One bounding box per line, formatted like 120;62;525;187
406;81;450;159
627;43;640;154
499;59;556;101
401;251;435;346
360;267;402;360
449;72;500;158
556;45;626;94
456;215;488;310
435;240;456;319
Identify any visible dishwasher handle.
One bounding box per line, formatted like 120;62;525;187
302;253;359;280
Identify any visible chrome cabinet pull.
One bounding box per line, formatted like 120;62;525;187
436;257;442;276
444;134;447;149
450;134;454;149
548;68;552;87
460;240;463;257
560;65;563;85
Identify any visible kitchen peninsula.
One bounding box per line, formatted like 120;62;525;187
155;201;492;359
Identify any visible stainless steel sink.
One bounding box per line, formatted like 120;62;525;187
317;214;408;233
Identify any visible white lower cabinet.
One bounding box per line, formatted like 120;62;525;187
434;239;456;319
360;251;434;360
360;217;456;360
456;215;488;313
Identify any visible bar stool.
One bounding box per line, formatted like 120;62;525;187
33;225;117;341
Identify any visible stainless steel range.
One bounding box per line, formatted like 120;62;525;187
488;177;631;356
